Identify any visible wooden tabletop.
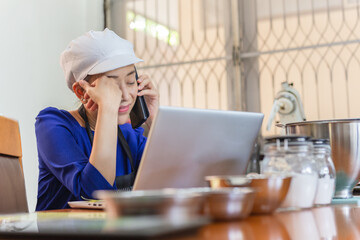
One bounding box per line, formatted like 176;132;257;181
0;204;359;239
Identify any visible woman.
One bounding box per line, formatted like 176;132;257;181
35;29;159;210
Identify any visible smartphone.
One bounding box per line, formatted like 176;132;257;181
130;67;150;129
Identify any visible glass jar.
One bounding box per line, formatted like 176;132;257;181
261;135;318;209
312;139;336;205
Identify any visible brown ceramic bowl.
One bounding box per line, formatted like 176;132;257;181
206;174;292;214
204;187;256;221
247;175;292;214
205;175;251;188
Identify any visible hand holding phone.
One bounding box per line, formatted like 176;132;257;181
130;67;150;128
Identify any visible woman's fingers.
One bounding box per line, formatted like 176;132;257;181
134;73;159;128
136;74;159;103
85;99;94;109
137;89;158;97
85;99;98;112
84;93;90;100
79;80;91;91
137;75;154;91
90;102;98;112
80;81;98;111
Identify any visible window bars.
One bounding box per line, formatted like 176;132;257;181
106;0;240;111
106;0;360;135
240;0;360;134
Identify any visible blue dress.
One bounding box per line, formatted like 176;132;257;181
35;107;147;210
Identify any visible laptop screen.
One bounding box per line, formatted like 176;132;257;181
133;106;264;190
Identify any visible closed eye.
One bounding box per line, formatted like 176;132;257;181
126;70;135;77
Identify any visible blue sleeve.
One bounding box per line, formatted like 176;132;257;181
35;113;116;199
133;127;147;166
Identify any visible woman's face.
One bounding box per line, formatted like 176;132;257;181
88;64;138;125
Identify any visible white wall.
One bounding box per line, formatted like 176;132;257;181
0;0;103;211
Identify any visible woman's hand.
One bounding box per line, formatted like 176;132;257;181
136;74;159;128
79;76;122;112
79;76;121;186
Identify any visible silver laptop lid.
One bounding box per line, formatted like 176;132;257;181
133;106;264;190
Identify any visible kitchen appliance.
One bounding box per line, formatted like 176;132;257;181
266;82;306;131
279;119;360;199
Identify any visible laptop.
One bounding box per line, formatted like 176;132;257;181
133;106;264;190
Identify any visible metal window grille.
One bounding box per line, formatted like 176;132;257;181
106;0;360;136
240;0;360;135
106;0;241;111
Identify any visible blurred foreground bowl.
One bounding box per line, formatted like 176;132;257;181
95;189;205;220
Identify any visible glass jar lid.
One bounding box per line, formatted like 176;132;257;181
264;135;311;145
311;138;330;145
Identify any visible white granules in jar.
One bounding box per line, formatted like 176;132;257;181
281;173;318;209
314;175;335;205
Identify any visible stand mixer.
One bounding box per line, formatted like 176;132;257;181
267;83;360;200
266;82;306;131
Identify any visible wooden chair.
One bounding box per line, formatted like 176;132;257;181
0;115;28;213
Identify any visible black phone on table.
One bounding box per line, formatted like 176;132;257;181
130;67;150;129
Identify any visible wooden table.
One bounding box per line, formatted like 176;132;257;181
0;204;359;239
